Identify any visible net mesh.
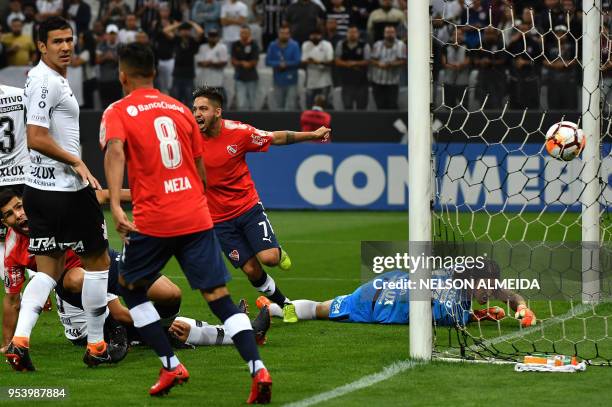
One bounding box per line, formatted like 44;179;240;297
430;1;612;365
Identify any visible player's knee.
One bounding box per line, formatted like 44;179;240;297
201;285;229;302
242;258;262;277
4;293;20;307
166;285;182;305
258;250;280;267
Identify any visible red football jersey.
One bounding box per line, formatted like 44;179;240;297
100;88;213;237
202;119;273;223
4;228;81;294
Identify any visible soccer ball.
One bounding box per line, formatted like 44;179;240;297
544;121;586;161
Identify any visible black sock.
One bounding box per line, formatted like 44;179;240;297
231;330;261;373
120;285;174;363
208;295;262;371
249;271;289;307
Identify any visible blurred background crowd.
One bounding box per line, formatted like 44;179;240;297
0;0;608;112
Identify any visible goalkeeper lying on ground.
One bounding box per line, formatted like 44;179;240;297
255;260;537;328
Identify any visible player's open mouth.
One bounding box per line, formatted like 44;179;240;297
18;219;28;231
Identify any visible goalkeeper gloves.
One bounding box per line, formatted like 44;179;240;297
472;306;506;321
515;304;537;327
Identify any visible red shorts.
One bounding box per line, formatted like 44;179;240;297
4;266;25;294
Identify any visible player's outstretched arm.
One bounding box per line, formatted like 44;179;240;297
27;124;101;189
271;126;331;145
104;139;138;240
493;289;537;327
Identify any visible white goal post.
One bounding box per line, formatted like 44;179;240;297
408;0;605;361
408;0;433;361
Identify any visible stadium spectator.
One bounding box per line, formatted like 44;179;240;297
20;4;36;38
257;0;289;50
36;0;63;22
440;27;470;106
1;18;35;66
302;27;334;109
232;25;260;110
0;32;7;68
324;18;343;49
561;0;582;38
266;25;301;110
300;94;331;141
100;0;131;28
96;24;122;108
135;0;161;34
92;19;106;41
335;24;370;110
506;18;542;109
5;0;25;30
77;31;98;109
543;24;578;110
118;13;139;43
151;3;176;94
284;0;326;44
367;0;406;43
536;0;565;34
220;0;248;50
135;29;150;44
326;0;351;38
370;25;406;109
473;27;507;109
351;0;378;33
165;20;204;106
195;28;228;102
460;0;488;49
64;0;91;36
192;0;221;35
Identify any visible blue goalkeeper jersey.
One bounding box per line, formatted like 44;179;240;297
328;270;471;325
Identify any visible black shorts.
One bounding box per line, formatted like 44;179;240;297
0;184;24;241
120;229;230;291
23;186;108;256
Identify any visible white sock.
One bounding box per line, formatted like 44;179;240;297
255;274;276;296
293;300;319;320
248;360;265;375
267;303;284;318
175;317;233;346
82;270;109;344
14;272;56;339
160;355;180;370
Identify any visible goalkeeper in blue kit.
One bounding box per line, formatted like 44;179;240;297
256;260;537;327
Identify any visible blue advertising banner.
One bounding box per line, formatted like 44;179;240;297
246;143;611;211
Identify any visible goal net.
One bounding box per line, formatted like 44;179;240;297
427;0;612;366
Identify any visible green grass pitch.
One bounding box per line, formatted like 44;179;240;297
1;211;611;406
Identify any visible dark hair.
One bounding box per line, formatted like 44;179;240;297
0;189;20;214
178;22;192;31
192;86;224;108
37;16;72;44
10;17;23;25
460;259;501;281
118;42;155;78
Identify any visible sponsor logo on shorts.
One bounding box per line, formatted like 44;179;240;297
227;144;238;155
330;295;347;315
29;237;57;251
58;241;84;252
38;101;46;109
229;249;240;262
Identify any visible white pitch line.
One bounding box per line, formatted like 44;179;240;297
165;275;362;282
282;360;421;407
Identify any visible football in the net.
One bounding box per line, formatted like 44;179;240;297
544;121;586;161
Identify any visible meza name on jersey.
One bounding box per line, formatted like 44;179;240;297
164;176;192;194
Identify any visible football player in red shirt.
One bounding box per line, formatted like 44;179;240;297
102;43;271;402
192;87;330;323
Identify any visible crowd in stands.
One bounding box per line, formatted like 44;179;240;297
0;0;608;111
433;0;612;110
